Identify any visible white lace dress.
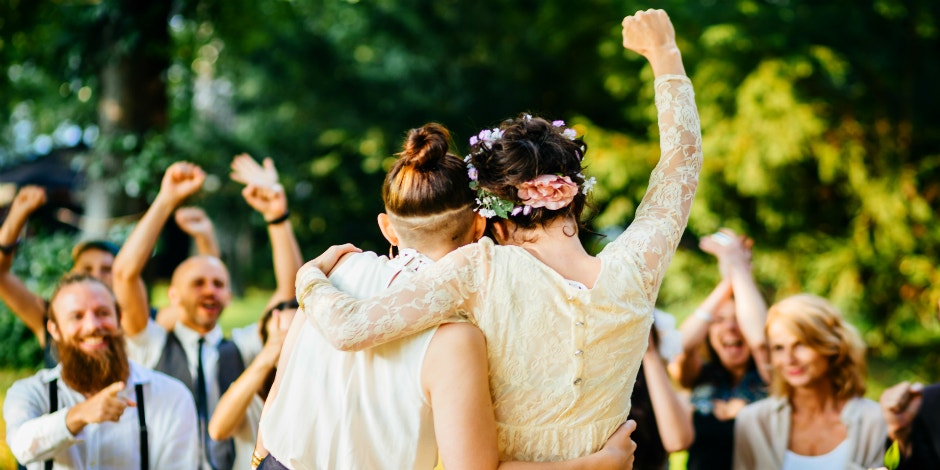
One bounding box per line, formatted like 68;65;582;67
296;74;702;462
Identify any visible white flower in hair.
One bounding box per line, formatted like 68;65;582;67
581;176;596;195
473;128;503;149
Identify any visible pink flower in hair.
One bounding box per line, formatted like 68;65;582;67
516;174;578;210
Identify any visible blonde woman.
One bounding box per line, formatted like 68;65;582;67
733;294;886;470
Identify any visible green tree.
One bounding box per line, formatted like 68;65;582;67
1;0;939;377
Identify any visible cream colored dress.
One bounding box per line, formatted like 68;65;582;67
296;74;702;462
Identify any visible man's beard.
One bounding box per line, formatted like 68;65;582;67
56;331;130;396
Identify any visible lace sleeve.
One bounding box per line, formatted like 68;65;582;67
602;75;702;302
295;244;488;351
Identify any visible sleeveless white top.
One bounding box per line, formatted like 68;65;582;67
782;439;851;470
260;250;439;470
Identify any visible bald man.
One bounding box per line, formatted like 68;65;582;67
112;159;301;470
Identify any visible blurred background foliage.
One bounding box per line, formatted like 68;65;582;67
0;0;939;376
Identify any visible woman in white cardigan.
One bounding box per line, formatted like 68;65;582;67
733;294;886;470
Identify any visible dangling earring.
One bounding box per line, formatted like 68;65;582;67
389;245;397;258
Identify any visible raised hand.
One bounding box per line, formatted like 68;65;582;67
622;9;677;57
621;9;685;77
174;207;214;237
242;184;288;222
256;309;293;369
66;381;135;435
231;153;280;189
700;229;752;277
158;162;206;205
10;185;47;218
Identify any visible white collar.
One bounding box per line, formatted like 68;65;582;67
173;321;223;348
387;248;434;274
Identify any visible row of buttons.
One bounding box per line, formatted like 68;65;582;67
574;318;585;385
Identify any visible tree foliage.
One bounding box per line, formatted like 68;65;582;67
1;0;939;374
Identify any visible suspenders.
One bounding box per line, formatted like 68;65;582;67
44;380;56;470
44;379;149;470
135;383;149;470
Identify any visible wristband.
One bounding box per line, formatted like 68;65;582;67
0;240;20;255
692;308;713;322
266;211;290;225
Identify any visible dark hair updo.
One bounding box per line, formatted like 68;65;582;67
383;123;475;216
466;113;590;231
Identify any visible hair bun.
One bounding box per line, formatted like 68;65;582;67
401;123;451;170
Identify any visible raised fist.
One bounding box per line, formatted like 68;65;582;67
174;207;215;237
11;185;47;217
159;162;206;204
621;9;678;58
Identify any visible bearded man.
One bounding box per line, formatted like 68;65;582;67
3;274;198;469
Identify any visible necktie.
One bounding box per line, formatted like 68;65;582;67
195;337;208;421
195;337;212;468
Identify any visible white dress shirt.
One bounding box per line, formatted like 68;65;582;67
125;319;260;470
3;361;198;469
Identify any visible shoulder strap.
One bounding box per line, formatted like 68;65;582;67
43;324;58;368
44;379;58;470
134;383;149;470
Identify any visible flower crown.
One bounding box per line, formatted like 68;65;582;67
465;117;597;219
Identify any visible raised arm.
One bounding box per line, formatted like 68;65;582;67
112;162;205;336
702;230;770;383
230;154;302;310
0;186;49;342
153;206;220;329
642;335;695;452
174;206;220;257
209;310;288;441
603;9;702;303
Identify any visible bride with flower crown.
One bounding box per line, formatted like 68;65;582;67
297;8;702;462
